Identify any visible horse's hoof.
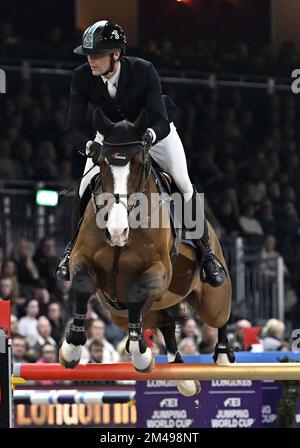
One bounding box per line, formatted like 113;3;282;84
133;349;155;373
59;342;82;369
213;345;236;364
175;380;201;397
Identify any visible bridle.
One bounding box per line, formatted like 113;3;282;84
92;140;152;217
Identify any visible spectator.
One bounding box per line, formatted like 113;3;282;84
178;337;199;355
36;343;57;363
29;316;57;356
0;276;14;300
12;239;39;296
0;139;18;180
10;314;18;337
33;141;58;181
258;199;278;235
0;241;5;274
88;340;104;364
278;202;299;239
35;343;58;386
0;22;20;45
17;299;39;343
151;341;164;356
198;325;218;354
217;200;242;237
31;279;51;316
47;302;65;344
262;318;286;351
228;319;252;351
33;238;57;291
52;280;73;317
239;202;264;245
84;319;119;363
14;140;35;180
1;260;20;297
12;336;28;363
179;318;201;344
260;235;288;279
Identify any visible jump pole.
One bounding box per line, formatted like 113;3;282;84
13;362;300;381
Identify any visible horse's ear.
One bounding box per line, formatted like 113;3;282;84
93;107;114;135
134;109;149;137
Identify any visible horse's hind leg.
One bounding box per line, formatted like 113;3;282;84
187;288;235;364
159;312;201;397
213;324;236;364
59;264;93;369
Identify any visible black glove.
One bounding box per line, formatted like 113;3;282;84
86;141;102;164
142;129;153;149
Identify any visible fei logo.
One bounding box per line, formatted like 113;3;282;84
224;398;241;408
160;398;178;408
0;69;6;93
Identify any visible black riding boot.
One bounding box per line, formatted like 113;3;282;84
197;219;227;287
187;186;227;287
55;187;88;281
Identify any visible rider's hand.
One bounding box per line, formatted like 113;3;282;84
86;141;102;164
142;129;154;149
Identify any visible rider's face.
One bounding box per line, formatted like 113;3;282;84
87;52;120;77
87;54;110;76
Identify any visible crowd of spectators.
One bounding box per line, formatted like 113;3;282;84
1;24;300;372
1;21;300;76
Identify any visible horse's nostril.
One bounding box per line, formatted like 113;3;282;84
122;228;128;237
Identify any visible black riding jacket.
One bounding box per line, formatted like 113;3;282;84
66;56;175;154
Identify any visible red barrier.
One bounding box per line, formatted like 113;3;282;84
14;362;300;381
0;301;11;337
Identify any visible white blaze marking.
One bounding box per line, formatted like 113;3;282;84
106;163;130;242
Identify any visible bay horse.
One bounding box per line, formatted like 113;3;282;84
59;108;234;397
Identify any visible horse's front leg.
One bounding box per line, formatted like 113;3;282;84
59;264;93;369
155;307;201;397
126;262;168;373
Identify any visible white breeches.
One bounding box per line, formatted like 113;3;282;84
79;122;193;199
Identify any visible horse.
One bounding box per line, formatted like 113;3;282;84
59;108;234;397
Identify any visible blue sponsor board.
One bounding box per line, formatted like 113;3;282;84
136;353;300;428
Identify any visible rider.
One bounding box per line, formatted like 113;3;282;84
55;20;226;287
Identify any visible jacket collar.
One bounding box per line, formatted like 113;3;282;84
91;58;130;102
115;58;131;102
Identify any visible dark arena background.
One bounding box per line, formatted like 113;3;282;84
1;0;300;433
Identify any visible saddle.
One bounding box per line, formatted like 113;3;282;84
150;159;197;254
